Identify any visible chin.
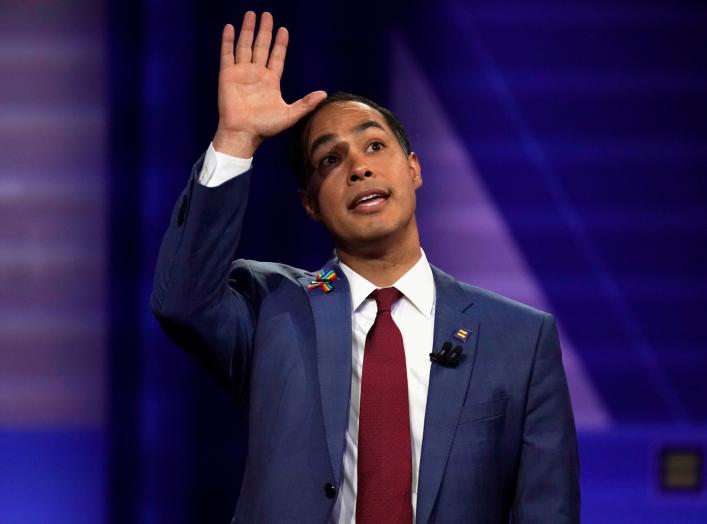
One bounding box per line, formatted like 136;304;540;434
347;226;401;250
326;213;412;249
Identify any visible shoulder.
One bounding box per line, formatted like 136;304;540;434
225;259;314;312
229;259;312;290
432;264;551;326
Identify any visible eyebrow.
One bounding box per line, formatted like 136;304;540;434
309;120;386;159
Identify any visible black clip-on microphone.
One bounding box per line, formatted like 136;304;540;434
429;341;464;367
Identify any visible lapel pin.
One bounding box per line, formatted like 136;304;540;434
307;269;337;293
453;328;471;342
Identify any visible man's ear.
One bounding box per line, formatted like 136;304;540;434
408;151;422;189
298;189;321;221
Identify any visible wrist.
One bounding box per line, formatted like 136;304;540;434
213;128;260;158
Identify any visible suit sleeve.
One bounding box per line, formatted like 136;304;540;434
511;314;581;523
150;153;256;404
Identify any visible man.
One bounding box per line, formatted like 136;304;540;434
151;11;580;524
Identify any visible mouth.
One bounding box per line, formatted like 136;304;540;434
349;189;390;210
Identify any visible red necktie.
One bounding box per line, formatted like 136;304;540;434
356;287;413;524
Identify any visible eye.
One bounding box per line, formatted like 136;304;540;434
367;141;384;152
318;154;339;168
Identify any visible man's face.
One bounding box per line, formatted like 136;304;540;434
300;101;422;252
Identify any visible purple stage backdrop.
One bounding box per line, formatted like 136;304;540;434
1;1;706;523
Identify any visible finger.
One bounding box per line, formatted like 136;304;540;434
251;11;273;65
235;11;256;63
220;24;235;68
267;27;288;78
288;90;328;124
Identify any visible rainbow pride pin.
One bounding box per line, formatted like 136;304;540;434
307;269;337;293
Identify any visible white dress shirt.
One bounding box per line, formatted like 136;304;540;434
334;254;436;523
198;143;437;523
198;142;253;187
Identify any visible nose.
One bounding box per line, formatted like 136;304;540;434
348;156;373;184
349;169;373;183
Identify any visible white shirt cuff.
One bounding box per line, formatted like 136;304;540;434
197;142;253;187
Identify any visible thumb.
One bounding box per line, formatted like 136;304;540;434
288;90;328;123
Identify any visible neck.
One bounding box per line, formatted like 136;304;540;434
335;230;422;288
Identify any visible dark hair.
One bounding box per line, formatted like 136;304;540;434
288;92;412;190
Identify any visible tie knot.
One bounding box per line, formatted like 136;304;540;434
371;287;402;313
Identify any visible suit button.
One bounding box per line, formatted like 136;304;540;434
323;482;336;499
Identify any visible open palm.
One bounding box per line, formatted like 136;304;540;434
214;12;326;157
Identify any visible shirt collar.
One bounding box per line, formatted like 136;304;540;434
337;249;435;318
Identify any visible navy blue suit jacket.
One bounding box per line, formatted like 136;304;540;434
151;159;580;523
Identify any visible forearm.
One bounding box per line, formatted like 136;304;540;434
151;151;251;308
150;153;255;395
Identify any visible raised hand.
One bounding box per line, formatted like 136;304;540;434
213;11;327;157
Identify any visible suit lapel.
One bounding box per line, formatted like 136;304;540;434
416;266;479;524
297;257;352;486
